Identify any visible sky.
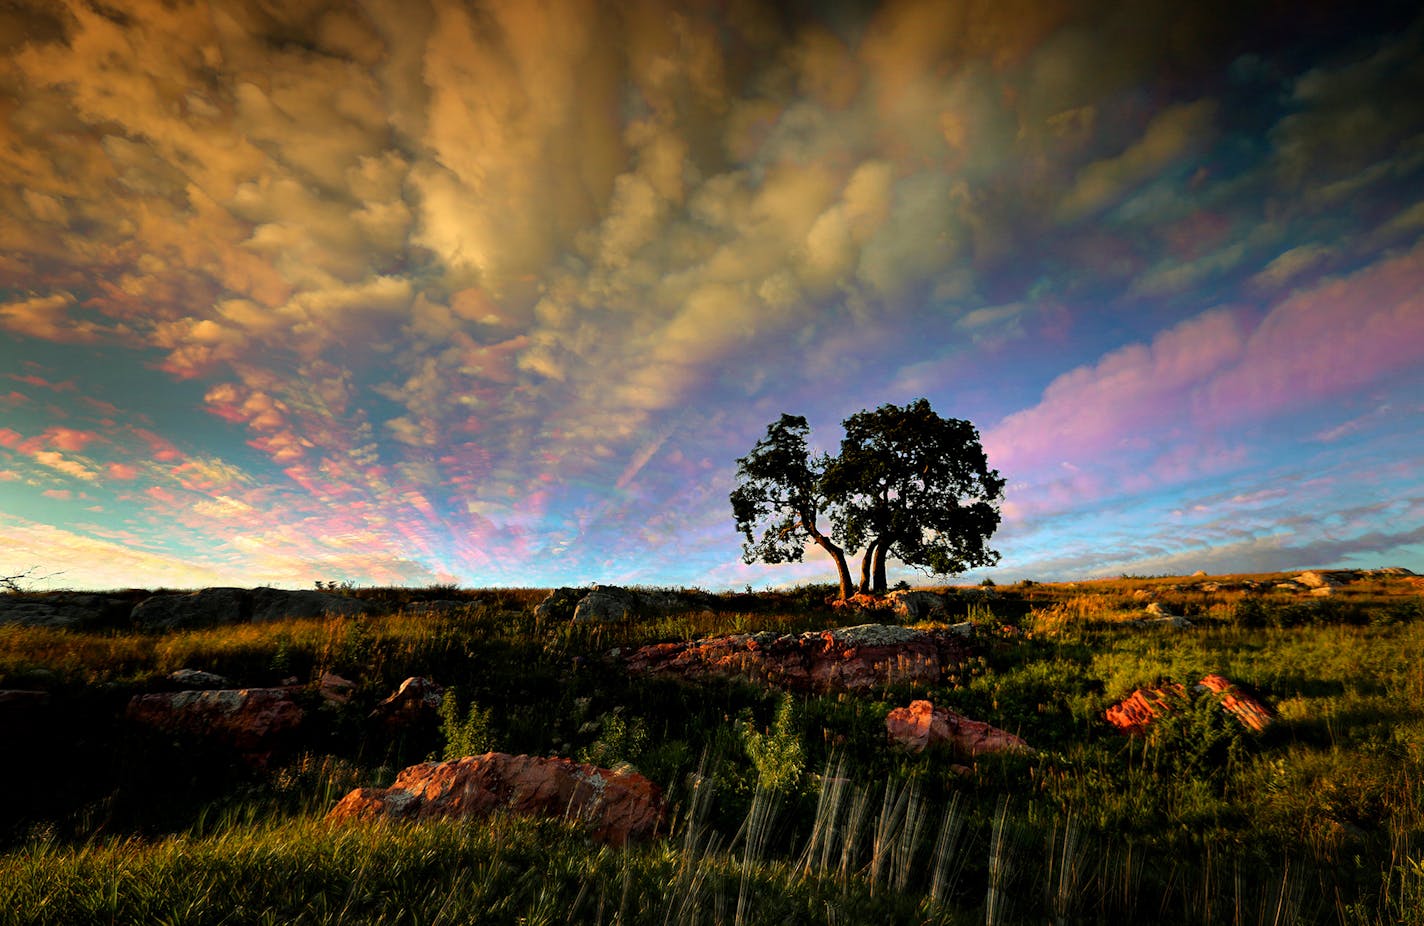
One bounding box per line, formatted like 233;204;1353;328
2;0;1423;592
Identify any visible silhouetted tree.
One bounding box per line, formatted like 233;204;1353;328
731;401;1004;599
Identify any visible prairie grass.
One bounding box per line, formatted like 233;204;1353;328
1;572;1422;923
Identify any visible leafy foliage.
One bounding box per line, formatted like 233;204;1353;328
730;399;1004;597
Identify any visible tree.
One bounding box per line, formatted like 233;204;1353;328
730;401;1004;599
730;414;855;600
825;399;1005;595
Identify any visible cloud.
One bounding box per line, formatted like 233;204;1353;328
1058;100;1219;222
989;239;1424;479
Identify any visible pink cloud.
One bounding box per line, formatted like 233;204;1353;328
0;428;21;448
42;489;72;500
985;308;1248;473
130;428;182;462
1201;244;1424;421
43;426;100;452
146;486;179;504
107;462;140;480
0;470;19;481
8;373;77;392
987;241;1424;482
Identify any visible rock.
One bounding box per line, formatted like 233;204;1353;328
167;669;233;689
0;689;51;738
131;588;249;630
1369;566;1416;577
1311;586;1333;597
319;672;357;705
1199;583;1221;593
534;587;586;622
1141;602;1191;627
126;687;304;766
625;623;970;692
129;587;371;630
1191;570;1209;577
831;593;896;612
574;586;638;623
1196;674;1275;733
368;676;444;735
1105;675;1274;735
1104;684;1187;735
327;753;664;845
0;592;136;629
1274;582;1304;592
249;587;371;622
886;590;948;621
885;700;1032;756
1294;571;1336;589
534;585;720;623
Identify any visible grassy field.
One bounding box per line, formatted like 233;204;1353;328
1;572;1421;924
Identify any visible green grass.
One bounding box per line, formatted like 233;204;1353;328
2;572;1422;924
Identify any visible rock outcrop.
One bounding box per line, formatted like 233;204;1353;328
624;623;970;692
126;686;305;766
535;585;718;623
368;676;444;735
886;590;949;621
167;668;233;689
1196;674;1275;733
885;700;1031;756
327;753;664;845
129;586;371;630
0;592;137;629
1105;675;1274;735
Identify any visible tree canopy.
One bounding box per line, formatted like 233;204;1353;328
731;400;1004;599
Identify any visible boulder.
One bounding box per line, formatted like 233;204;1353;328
1294;571;1337;589
1196;674;1275;733
1105;675;1274;736
0;689;51;738
886;590;949;621
249;587;371;622
319;672;357;705
327;753;664;845
167;668;233;689
127;687;304;766
0;592;135;629
535;585;720;623
368;676;444;735
625;623;970;692
885;700;1031;756
1369;566;1416;577
131;588;249;630
1104;684;1187;735
534;587;586;622
574;586;638;623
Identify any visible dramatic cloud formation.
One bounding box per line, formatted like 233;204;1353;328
2;0;1422;589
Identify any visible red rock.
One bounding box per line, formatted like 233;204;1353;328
1105;675;1273;735
1197;674;1275;732
624;623;970;692
126;687;304;765
327;752;664;845
885;700;1032;756
1104;684;1187;735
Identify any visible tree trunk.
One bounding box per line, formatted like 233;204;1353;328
811;535;854;600
872;540;888;595
858;539;879;595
